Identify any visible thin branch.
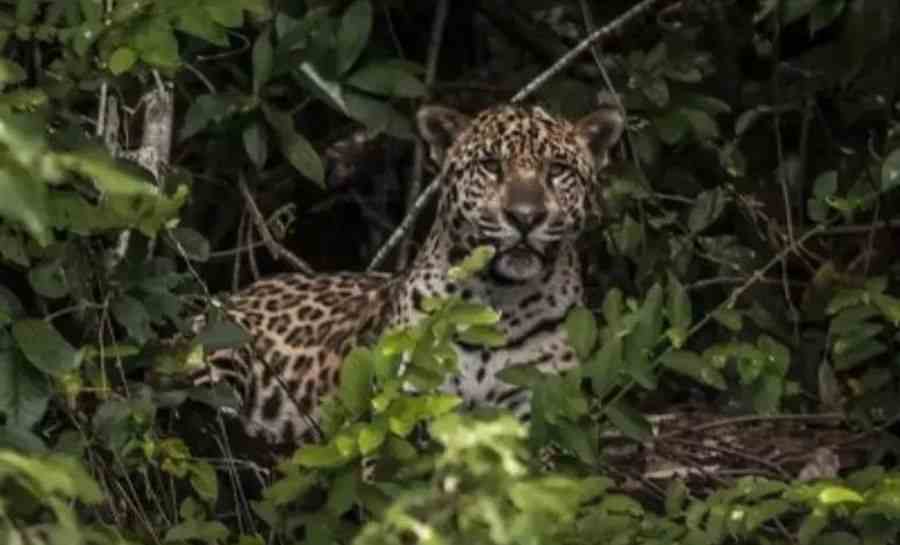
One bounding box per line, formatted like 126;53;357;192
511;0;668;102
237;174;314;275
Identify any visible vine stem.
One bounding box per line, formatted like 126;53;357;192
367;0;668;271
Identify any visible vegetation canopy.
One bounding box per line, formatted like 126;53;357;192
1;1;900;544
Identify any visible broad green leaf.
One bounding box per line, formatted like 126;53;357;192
195;318;251;351
688;188;727;233
0;58;26;88
263;104;324;186
456;325;506;347
12;319;82;376
712;308;743;332
448;245;496;280
0;334;52;428
243;122;269;169
179;94;242;141
165;520;230;543
337;0;372;75
666;274;691;347
189;461;218;504
204;1;243;27
660;350;726;390
346;62;426;98
108;47;137;75
111;296;153;344
340;348;373;416
813;170;838;199
818;486;864;505
682;108;720;139
0;161;52;246
343;91;414;138
605;400;652;441
27;261;68;298
294;444;351;468
584;335;622;393
882;147;900;192
359;417;387;454
326;470;357;517
810;0;846;34
654;110;690;145
665;479;687;516
447;302;501;327
798;509;829;545
735;106;771;136
565;306;598;361
252;28;273;94
133;19;180;68
175;5;228;46
624;283;663;388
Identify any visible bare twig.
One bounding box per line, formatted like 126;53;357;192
397;0;449;270
369;0;665;270
237;174;314;275
511;0;667;102
658;412;844;440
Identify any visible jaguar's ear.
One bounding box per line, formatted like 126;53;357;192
575;94;625;169
417;105;471;167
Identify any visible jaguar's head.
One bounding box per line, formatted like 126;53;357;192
418;99;624;283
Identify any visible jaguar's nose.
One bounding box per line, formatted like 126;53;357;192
503;203;547;233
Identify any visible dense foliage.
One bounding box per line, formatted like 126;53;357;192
2;0;900;544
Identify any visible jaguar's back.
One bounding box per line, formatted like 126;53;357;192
192;97;625;446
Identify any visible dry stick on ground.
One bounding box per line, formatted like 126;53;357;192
237;174;313;275
396;0;449;270
367;0;668;271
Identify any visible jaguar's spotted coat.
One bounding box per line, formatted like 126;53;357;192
190;98;625;446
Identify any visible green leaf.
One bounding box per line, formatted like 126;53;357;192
263;104;325;186
682;108;720;139
294;443;351;468
666;274;691;348
340;348;373;416
882;147;900;192
448;245;496;281
195;318;251;351
189;461;218;504
108;47;137;75
169;227;210;262
243;122;269;169
204;1;243;27
456;325;506;347
12;319;82;376
712;308;743;332
174;5;228;46
813;170;838;199
660;350;727;390
0;155;52;246
665;479;688;516
343;91;414;138
735;106;771;136
0;334;52;428
798;509;829;545
326;471;357;516
27;261;68;298
447;302;501;327
252;27;273;94
810;0;846;34
818;486;864;505
111;296;153;344
178;94;243;141
654;110;690;145
337;0;372;75
133;19;180;68
359;418;387;454
605;400;652;441
688;188;727;233
0;58;26;88
346;62;426;98
565;306;598;361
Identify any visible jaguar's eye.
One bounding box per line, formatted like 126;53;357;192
480;158;502;175
547;161;570;178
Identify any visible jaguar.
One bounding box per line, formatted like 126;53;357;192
188;96;625;447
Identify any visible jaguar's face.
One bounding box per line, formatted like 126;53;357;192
418;101;624;283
